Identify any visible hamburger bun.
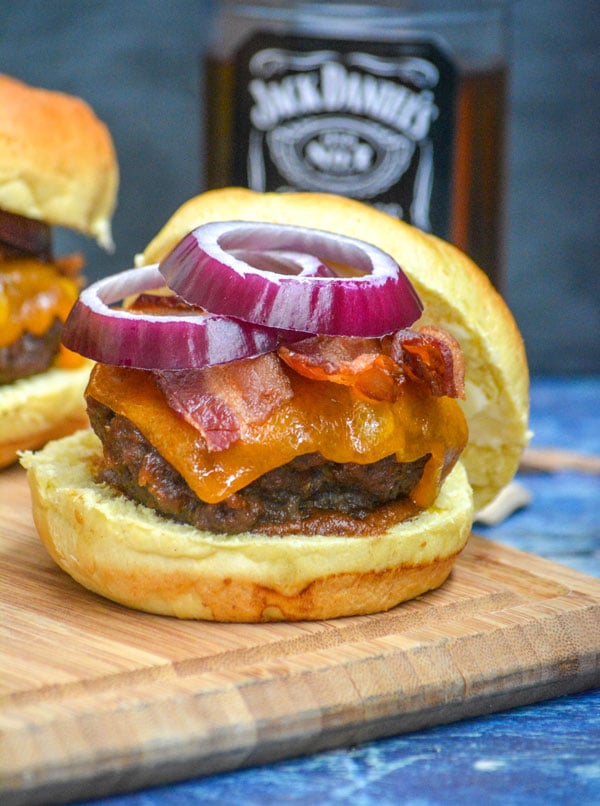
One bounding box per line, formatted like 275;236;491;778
0;362;92;469
0;73;118;248
1;74;118;468
22;428;473;621
22;189;529;621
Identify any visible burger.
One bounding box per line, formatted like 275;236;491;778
0;73;118;468
21;188;529;622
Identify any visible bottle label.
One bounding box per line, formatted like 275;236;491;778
231;32;457;236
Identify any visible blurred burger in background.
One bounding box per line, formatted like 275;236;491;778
0;73;118;468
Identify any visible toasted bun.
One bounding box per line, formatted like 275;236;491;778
21;429;473;621
0;362;92;469
0;73;118;248
138;188;530;511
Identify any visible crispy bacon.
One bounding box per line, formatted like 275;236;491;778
138;291;464;450
278;336;400;401
154;351;294;452
279;327;465;401
384;325;465;399
128;291;203;315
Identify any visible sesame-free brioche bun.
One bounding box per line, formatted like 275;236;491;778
21;429;473;621
0;362;92;469
138;188;530;511
0;73;118;249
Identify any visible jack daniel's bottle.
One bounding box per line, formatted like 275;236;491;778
203;1;511;290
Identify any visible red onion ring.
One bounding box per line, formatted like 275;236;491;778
231;249;335;277
61;265;305;369
159;222;423;337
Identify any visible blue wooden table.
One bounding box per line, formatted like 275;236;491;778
80;376;600;806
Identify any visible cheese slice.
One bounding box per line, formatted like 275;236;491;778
87;362;468;507
0;257;80;347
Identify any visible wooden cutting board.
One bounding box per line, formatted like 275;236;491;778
1;463;599;805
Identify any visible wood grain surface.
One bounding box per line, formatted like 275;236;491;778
1;463;599;806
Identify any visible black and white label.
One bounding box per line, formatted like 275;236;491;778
231;33;457;236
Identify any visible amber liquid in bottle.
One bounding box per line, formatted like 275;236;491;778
450;64;508;291
203;56;507;291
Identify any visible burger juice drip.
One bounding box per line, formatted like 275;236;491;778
203;1;510;290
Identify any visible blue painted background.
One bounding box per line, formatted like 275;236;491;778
1;0;598;373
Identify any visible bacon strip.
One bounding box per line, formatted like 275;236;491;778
155;352;294;452
128;291;203;315
143;272;464;450
385;325;465;399
278;336;400;401
278;335;380;382
279;327;465;401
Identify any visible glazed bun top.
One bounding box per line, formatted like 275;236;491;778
138;188;530;511
0;73;118;249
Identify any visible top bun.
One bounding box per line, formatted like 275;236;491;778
0;73;118;249
138;188;529;511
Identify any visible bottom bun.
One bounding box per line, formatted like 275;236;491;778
0;364;92;469
21;429;474;622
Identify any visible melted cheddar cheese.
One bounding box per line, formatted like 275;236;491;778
88;363;468;508
0;258;80;347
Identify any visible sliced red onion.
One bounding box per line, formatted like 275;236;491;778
0;209;52;260
61;265;305;369
159;221;423;337
231;249;335;277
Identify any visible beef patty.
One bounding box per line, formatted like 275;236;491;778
0;319;62;384
87;396;430;535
